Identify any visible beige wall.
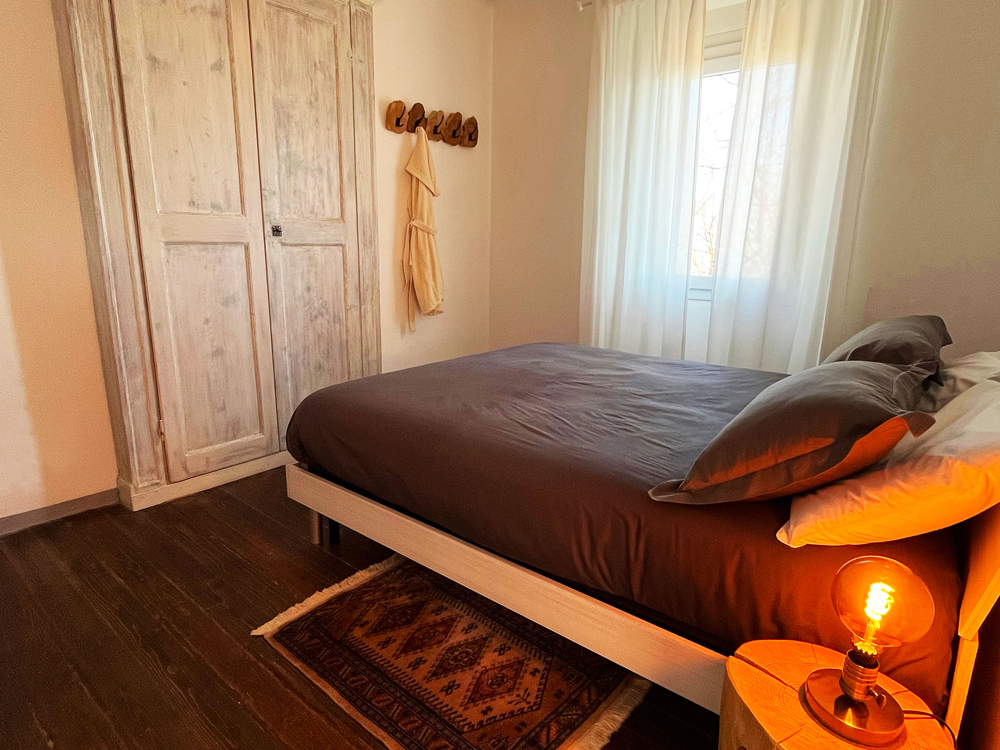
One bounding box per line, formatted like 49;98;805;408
489;0;593;350
487;0;1000;363
373;0;494;372
860;5;1000;747
838;0;1000;360
0;0;117;518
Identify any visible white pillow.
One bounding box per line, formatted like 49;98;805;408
919;350;1000;412
778;377;1000;547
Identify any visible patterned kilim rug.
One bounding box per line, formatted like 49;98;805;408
253;555;650;750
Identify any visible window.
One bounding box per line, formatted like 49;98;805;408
690;1;744;280
683;1;744;362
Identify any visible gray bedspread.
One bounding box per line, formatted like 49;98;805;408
287;343;960;711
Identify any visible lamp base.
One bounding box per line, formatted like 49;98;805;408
803;668;906;747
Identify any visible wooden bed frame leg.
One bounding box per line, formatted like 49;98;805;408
309;510;342;545
321;518;341;545
309;509;322;545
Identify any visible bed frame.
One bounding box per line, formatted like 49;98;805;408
288;463;1000;738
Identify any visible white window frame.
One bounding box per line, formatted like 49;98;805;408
703;30;743;76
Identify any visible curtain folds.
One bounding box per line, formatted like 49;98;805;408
705;0;889;373
579;0;705;358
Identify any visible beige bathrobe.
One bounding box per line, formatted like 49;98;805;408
402;127;443;331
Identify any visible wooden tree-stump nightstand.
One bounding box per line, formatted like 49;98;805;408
719;640;952;750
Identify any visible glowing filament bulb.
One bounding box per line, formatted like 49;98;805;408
865;582;894;622
833;557;935;661
857;582;895;654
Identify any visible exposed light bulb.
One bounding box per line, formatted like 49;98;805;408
804;556;936;746
831;556;934;655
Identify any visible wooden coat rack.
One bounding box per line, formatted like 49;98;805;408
385;101;479;148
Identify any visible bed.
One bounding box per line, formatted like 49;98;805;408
284;342;999;735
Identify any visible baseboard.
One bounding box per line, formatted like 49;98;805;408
120;451;296;511
0;488;119;538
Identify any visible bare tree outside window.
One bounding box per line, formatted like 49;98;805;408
690;71;739;277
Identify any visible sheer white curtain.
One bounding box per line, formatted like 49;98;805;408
706;0;889;373
579;0;705;357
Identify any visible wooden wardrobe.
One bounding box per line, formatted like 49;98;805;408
53;0;380;509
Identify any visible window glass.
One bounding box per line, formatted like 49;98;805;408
691;70;739;278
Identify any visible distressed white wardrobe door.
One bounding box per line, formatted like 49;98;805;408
249;0;367;445
112;0;279;481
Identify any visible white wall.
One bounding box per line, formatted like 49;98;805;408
836;0;1000;359
486;0;745;354
374;0;494;372
0;238;46;516
863;3;1000;744
0;0;118;518
489;0;593;349
487;0;1000;362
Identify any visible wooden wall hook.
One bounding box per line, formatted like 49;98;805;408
385;102;480;147
385;100;408;133
426;110;445;141
460;116;478;148
406;103;427;133
442;112;463;145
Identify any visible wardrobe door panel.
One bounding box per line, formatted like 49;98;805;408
250;0;363;444
113;0;279;481
162;243;263;452
268;6;343;221
273;244;351;401
135;0;243;215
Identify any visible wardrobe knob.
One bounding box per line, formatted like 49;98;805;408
271;224;282;237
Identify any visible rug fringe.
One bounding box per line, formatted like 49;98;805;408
251;554;406;637
565;676;652;750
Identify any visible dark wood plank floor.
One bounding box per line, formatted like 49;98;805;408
0;468;718;750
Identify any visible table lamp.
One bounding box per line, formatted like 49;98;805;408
804;556;935;747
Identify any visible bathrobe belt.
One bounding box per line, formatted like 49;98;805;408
407;219;437;235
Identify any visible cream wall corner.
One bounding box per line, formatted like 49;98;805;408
0;0;117;518
835;0;1000;359
373;0;494;373
816;1;1000;740
489;0;593;350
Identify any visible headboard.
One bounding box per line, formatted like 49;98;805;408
945;502;1000;734
960;502;1000;638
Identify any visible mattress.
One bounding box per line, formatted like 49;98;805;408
287;343;961;712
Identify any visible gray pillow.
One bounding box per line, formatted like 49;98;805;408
822;315;951;383
650;361;935;505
